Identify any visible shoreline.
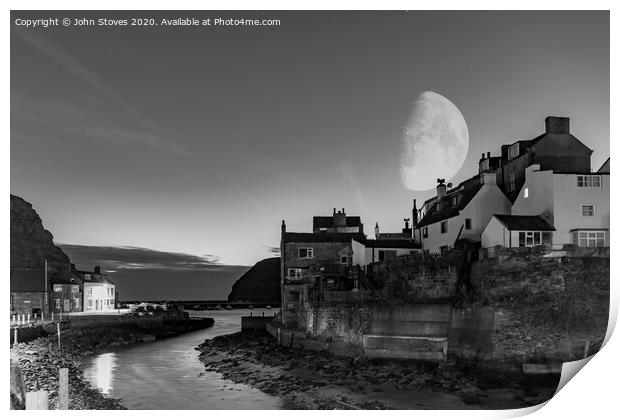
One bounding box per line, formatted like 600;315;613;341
197;331;560;410
11;317;214;410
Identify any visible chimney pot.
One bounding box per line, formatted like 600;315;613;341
487;152;491;158
481;153;485;159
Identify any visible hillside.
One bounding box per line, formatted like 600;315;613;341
10;194;70;272
227;257;280;304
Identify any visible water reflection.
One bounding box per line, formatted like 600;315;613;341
82;309;282;409
90;352;117;395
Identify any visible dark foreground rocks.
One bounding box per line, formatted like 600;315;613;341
197;332;559;410
11;318;214;410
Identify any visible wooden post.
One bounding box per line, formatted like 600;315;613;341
58;368;69;409
57;323;61;350
25;390;49;410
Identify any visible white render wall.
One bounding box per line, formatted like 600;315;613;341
481;216;510;248
421;177;511;253
511;165;610;246
84;282;116;312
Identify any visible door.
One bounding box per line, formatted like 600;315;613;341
63;299;70;312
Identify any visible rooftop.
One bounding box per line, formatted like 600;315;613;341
493;215;555;231
283;232;366;243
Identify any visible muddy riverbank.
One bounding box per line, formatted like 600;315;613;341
197;331;559;410
11;318;214;409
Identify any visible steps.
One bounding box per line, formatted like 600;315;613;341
363;334;448;361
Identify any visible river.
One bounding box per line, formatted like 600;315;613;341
81;309;283;409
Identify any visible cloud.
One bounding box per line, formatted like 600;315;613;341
264;245;281;256
338;159;367;212
58;244;247;272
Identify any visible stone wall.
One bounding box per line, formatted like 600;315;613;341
368;252;462;302
471;254;609;363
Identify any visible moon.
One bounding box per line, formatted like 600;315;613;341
399;91;469;191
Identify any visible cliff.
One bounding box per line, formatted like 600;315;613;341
227;257;281;304
10;194;70;273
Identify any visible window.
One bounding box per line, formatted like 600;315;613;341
577;175;602;188
340;255;349;264
422;227;428;238
54;299;61;309
440;221;448;234
581;204;595;217
287;268;302;279
298;248;313;259
518;231;543;247
84;274;91;280
524;187;529;198
71;285;79;294
87;287;92;296
508;144;519;159
73;298;80;309
465;218;472;230
452;195;458;207
87;299;93;308
577;231;605;248
508;173;516;192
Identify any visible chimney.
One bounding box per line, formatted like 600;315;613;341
334;208;347;228
436;179;446;199
412;199;418;225
281;220;286;233
487;152;491;158
375;222;380;239
94;265;101;274
545;116;570;134
333;208;336;216
481;153;485;159
403;218;410;230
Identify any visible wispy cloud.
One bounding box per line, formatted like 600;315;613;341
12;28;193;158
59;244;248;272
338;159;367;212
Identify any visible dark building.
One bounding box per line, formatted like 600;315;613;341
492;116;593;202
280;213;366;327
313;208;364;234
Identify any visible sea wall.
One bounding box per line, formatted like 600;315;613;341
273;254;609;365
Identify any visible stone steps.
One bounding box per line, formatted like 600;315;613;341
363;334;448;361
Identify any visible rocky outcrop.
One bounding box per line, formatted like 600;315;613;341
10;194;70;272
228;257;280;304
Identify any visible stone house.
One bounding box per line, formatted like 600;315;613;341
493;116;593;202
10;269;49;318
280;212;366;327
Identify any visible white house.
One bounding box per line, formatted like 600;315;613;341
416;172;512;253
481;214;555;248
506;164;610;248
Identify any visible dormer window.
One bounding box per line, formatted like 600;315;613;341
508;144;520;160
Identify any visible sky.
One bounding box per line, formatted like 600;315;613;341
10;11;609;298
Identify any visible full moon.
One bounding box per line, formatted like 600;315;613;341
400;91;469;191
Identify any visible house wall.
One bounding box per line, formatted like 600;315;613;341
481;217;510;248
281;240;353;326
84;282;116;312
512;165;610;246
51;283;82;313
422;181;511;252
10;292;45;316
